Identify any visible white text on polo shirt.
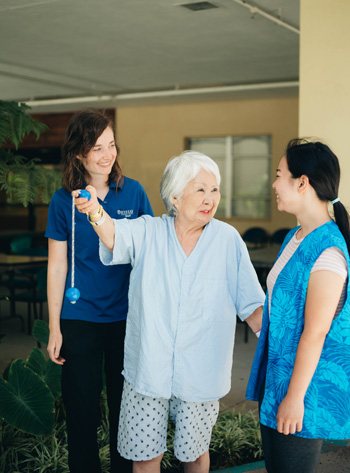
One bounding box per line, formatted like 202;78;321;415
117;209;134;218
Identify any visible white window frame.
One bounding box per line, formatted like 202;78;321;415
188;135;271;219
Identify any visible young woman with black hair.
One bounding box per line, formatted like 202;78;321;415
247;139;350;473
46;110;153;473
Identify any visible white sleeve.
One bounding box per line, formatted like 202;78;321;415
311;247;348;281
234;234;265;321
99;216;148;267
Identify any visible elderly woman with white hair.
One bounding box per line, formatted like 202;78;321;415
75;151;264;473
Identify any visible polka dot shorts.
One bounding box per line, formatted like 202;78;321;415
117;380;219;462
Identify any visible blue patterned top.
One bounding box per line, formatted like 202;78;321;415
246;220;350;439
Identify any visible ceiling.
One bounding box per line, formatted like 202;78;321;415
0;0;300;112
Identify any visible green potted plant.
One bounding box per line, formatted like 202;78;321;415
0;100;62;207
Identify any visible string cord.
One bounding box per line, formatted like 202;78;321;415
65;193;81;303
71;193;76;289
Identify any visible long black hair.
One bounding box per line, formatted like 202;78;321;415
286;138;350;254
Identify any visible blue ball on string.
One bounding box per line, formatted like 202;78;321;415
67;189;89;305
79;189;91;200
65;287;80;304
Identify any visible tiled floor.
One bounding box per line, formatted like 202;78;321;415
0;300;42;375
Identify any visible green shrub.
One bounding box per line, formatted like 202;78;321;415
0;320;263;471
160;409;263;472
0;346;62;435
210;409;263;469
0;100;62;207
0;421;69;473
0;408;263;472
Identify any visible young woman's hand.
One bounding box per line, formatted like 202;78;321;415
73;185;99;215
47;330;66;365
276;394;304;435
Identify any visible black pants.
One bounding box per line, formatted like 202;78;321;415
259;380;323;473
260;423;323;473
61;319;132;473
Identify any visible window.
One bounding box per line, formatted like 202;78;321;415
188;136;271;218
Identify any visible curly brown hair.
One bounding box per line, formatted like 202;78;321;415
62;109;123;192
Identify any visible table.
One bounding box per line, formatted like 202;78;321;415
249;247;280;269
0;254;48;331
0;254;48;269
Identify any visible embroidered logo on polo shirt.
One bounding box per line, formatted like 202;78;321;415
117;209;134;218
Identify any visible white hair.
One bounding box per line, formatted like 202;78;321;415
160;150;221;217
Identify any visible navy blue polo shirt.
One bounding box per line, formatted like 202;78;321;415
45;177;153;323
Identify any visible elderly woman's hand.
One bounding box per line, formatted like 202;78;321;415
73;185;99;215
245;305;263;336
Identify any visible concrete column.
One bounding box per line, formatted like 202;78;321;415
299;0;350;205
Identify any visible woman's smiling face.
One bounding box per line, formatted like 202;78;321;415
78;126;116;178
272;156;300;213
173;168;220;226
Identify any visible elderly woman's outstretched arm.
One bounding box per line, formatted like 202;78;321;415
74;185;115;252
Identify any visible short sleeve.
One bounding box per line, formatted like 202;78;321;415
45;191;68;241
311;247;348;280
99;216;149;267
234;235;265;321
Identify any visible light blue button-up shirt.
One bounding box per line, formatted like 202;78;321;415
100;215;264;402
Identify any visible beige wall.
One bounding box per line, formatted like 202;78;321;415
299;0;350;207
116;96;299;235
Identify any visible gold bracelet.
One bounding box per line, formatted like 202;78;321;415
87;204;102;218
87;208;107;226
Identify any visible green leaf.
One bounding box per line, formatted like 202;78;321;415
40;168;63;203
0;100;48;149
0;360;55;435
26;347;47;377
33;320;50;346
2;361;12;381
26;348;62;399
43;359;62;399
0;100;60;207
